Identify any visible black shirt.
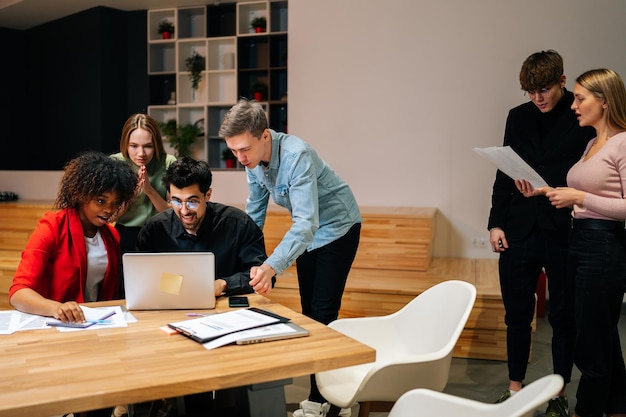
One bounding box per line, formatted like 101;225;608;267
136;202;269;295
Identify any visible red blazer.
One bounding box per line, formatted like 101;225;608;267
9;208;120;303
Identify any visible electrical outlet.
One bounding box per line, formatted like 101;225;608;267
471;237;489;248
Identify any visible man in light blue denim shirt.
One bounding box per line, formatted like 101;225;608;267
220;99;362;417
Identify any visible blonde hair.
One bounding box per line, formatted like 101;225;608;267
119;113;166;160
576;68;626;131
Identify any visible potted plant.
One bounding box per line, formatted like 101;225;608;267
250;16;267;33
221;148;237;169
158;19;175;39
160;120;201;157
185;51;206;94
251;81;268;101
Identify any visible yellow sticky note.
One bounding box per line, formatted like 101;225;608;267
159;272;183;295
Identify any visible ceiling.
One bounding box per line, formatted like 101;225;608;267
0;0;229;30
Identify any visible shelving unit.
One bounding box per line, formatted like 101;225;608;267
147;1;288;170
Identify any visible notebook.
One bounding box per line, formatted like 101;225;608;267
123;252;216;310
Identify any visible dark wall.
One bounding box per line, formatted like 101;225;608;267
0;28;27;169
0;7;148;170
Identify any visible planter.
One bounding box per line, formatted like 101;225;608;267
253;92;263;101
254;27;265;33
162;31;171;39
225;159;236;169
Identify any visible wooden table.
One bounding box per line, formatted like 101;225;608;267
0;295;375;417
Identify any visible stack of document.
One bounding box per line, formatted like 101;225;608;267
168;307;309;350
0;305;129;334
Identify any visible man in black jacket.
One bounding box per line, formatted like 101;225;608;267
487;50;594;417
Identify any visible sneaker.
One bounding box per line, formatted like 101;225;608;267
338;407;351;417
293;400;331;417
494;389;512;403
545;396;569;417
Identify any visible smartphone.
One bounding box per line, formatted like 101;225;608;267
228;296;250;308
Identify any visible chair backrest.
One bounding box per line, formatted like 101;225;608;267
321;280;477;404
387;374;564;417
497;374;564;417
391;280;477;356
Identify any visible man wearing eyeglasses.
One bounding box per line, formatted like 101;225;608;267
136;155;270;297
487;50;594;416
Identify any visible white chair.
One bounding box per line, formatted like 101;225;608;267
315;280;477;417
387;374;564;417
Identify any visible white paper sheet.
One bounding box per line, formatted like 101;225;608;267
202;323;300;350
474;146;549;189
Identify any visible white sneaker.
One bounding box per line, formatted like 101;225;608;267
338;407;352;416
292;400;331;417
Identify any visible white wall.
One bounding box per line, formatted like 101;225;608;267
3;0;626;259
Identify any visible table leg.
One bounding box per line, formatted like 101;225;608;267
214;379;293;417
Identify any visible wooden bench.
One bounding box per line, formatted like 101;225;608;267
0;201;518;361
262;206;521;362
0;200;54;310
270;258;507;361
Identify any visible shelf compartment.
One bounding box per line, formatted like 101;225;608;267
208;37;237;70
149;43;176;73
148;9;176;41
270;1;288;32
177;40;207;73
178;7;206;39
148;106;177;126
207;3;236;37
208;72;237;104
208;138;242;170
149;74;176;105
238;37;269;70
269;69;287;101
207;106;231;137
237;2;268;35
177;73;208;104
269;104;288;132
177;106;206;129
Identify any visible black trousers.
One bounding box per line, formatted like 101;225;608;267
569;220;626;417
296;223;361;403
498;227;575;383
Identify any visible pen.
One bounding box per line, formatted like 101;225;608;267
89;319;113;325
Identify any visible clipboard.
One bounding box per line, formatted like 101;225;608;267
168;308;290;343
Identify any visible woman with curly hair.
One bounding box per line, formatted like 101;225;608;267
9;151;137;324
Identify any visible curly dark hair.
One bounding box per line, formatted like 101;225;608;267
55;152;138;216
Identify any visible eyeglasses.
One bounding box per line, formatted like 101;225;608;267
168;200;201;210
524;85;554;99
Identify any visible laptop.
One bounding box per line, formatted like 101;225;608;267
235;322;310;345
123;252;216;310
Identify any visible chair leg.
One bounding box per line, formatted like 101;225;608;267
357;402;370;417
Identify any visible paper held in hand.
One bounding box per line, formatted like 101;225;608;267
474;146;549;189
